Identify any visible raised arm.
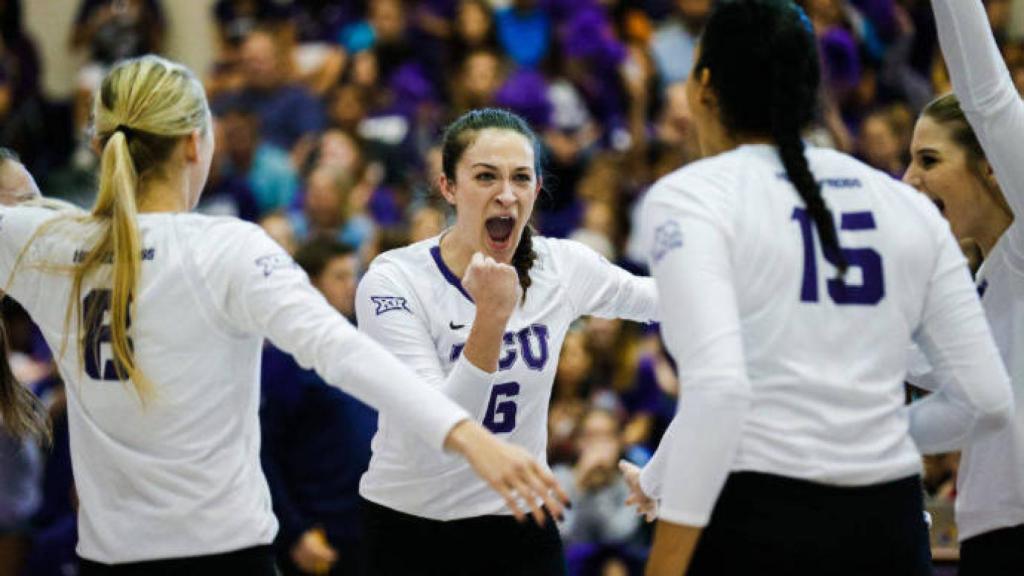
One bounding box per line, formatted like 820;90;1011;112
908;216;1013;453
931;0;1024;231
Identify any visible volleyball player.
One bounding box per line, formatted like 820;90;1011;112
355;108;658;575
0;56;565;574
625;1;1013;574
901;1;1024;572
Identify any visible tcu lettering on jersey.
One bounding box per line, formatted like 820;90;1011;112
449;324;551;371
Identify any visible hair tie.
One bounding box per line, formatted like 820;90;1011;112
115;124;135;138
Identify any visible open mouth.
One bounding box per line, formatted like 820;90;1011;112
930;196;946;215
485;215;516;246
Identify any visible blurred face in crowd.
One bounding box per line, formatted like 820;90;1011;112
329;85;368;129
457;0;492;45
577;410;620;454
315;254;359;318
904;116;1001;243
859;114;903;173
556;330;592;390
241;31;281;90
676;0;712;25
305;167;348;230
804;0;843;27
410;205;446;242
218;112;259;165
369;0;406;44
462;52;503;105
351;51;380;88
319;130;362;173
441;128;540;264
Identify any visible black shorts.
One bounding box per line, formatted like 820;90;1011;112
687;472;932;576
959;523;1024;576
78;544;276;576
362;498;566;576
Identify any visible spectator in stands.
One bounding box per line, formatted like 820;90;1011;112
450;49;507;116
495;0;552;68
858;104;913;178
555;407;643;575
0;1;48;174
213;28;325;153
70;0;165;131
449;0;499;71
261;237;376;576
22;375;79;576
215;106;299;216
651;0;711;86
0;425;41;576
290;164;375;252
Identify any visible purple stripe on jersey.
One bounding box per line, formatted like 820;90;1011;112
430;244;475;303
841;212;875;230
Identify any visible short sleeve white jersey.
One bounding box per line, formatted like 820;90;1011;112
0;207;468;563
639;144;1011;525
356;235;658;520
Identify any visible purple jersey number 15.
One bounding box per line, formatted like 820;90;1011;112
792;207;885;306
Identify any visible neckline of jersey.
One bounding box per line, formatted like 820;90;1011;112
429;243;475;303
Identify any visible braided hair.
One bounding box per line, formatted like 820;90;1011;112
697;0;846;270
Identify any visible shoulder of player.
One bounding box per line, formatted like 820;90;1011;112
362;235;440;291
171;213;267;244
644;149;752;210
812;148;942;222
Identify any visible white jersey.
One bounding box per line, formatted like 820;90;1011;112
639;144;1011;526
0;207;468;563
913;0;1024;540
356;235;657;520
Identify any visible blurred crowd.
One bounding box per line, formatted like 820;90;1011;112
1;0;1021;574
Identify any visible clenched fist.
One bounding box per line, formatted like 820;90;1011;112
462;252;520;321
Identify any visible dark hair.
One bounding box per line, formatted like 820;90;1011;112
440;108;542;297
294;236;356;280
698;0;845;270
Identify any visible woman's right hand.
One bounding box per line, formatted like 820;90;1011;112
462;252;519;321
444;419;570;526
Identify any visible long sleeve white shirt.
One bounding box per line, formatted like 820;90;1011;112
357;235;658;520
639;144;1012;527
0;208;470;563
915;0;1024;540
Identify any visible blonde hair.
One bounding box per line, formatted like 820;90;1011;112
19;55;209;405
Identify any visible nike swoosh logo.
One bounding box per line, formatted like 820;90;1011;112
449;321;466;330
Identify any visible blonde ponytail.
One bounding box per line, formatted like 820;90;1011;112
70;130;149;398
7;55;209;406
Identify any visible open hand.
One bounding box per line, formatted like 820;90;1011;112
619;459;658;523
446;420;570;526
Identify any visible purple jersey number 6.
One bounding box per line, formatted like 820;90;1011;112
483;382;520;433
